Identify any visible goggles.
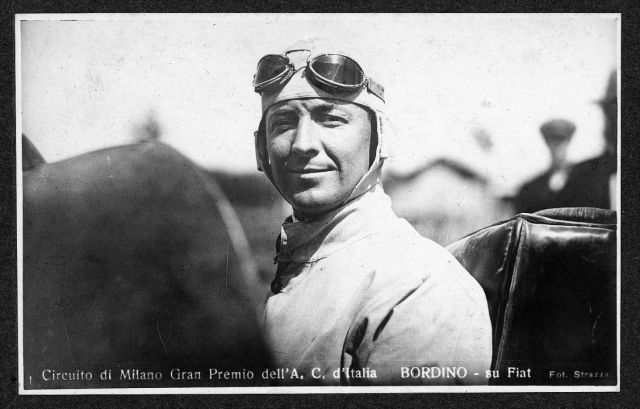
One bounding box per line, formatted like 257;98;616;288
252;50;385;102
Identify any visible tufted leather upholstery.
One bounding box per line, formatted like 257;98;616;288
447;208;617;385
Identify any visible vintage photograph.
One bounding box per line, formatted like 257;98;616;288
16;13;619;393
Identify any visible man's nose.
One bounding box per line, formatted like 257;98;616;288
291;118;321;157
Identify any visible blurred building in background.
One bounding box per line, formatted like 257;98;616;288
384;157;512;246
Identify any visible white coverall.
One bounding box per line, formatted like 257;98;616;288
263;184;492;385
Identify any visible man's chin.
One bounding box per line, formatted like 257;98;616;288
289;193;344;220
290;202;330;219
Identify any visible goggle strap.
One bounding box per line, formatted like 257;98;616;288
366;78;385;102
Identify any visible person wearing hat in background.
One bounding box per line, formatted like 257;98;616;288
513;118;577;214
252;38;491;385
513;71;618;214
559;71;618;211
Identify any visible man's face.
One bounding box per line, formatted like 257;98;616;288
546;138;570;169
265;98;372;219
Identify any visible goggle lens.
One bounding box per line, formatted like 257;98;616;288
254;53;382;100
254;54;290;88
309;54;364;87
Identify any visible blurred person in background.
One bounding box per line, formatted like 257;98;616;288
513;118;576;213
251;38;491;385
560;71;618;211
513;72;617;214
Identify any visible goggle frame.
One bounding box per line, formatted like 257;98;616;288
253;52;384;102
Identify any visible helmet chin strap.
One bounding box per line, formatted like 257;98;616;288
342;107;388;204
346;157;384;203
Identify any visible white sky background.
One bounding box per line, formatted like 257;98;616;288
19;14;618;195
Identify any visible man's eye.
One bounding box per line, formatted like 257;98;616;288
269;120;296;133
320;115;348;127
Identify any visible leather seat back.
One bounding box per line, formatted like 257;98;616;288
447;208;617;385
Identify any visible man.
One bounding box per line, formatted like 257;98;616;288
560;71;618;210
513;119;577;214
252;38;492;385
514;72;617;214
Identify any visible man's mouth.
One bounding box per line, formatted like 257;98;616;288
287;167;333;174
